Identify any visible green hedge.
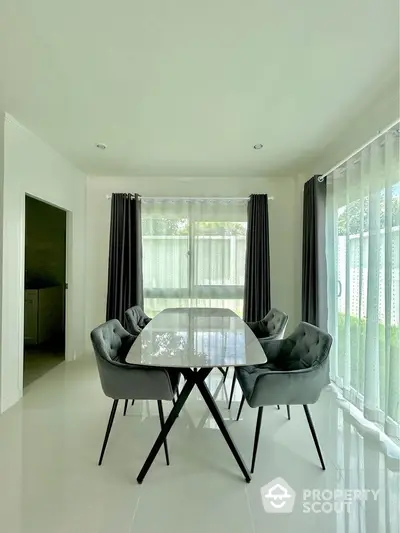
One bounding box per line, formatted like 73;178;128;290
336;313;399;420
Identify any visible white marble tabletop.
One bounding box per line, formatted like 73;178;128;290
126;307;267;368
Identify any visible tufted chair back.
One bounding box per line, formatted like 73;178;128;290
91;319;134;363
125;305;152;335
247;308;288;340
273;322;332;371
91;319;176;401
262;308;289;338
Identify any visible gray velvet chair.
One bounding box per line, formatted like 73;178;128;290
235;321;332;473
228;308;289;409
125;305;152;335
91;319;180;466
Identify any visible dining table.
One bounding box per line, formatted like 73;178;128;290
126;307;267;483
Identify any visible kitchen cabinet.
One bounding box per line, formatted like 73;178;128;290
24;285;63;345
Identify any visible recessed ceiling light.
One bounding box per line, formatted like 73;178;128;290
253;143;263;150
95;143;107;150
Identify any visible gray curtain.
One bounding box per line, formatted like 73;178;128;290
302;175;327;329
106;193;143;324
243;194;271;322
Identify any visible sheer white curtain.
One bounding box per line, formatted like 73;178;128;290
141;198;248;317
325;124;400;439
332;406;400;533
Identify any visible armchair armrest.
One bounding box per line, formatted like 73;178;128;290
244;361;329;408
96;357;179;401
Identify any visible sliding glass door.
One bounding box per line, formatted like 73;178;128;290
326;126;400;439
141;198;247;317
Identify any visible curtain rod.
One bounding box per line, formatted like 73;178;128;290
317;118;400;182
106;195;274;201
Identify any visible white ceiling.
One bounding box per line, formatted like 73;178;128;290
0;0;399;178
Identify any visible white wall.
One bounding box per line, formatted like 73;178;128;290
0;115;87;413
0;115;5;406
86;176;302;349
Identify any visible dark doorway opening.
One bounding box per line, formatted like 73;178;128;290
23;196;67;388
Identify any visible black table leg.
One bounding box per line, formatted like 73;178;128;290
228;371;237;409
195;369;251;483
195;371;227;431
136;367;251;484
136;373;196;484
218;367;227;381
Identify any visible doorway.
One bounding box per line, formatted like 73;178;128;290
23;196;67;388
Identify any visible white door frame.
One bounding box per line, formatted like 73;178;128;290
64;209;74;362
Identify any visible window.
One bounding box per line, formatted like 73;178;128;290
141;199;247;317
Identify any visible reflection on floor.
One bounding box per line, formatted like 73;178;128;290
23;344;64;387
0;359;399;532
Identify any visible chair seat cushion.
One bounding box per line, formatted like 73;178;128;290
235;362;286;402
239;362;278;374
248;321;270;339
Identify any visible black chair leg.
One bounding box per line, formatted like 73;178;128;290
236;394;245;421
286;405;291;420
277;405;280;410
228;372;237;409
303;405;325;470
131;399;135;406
251;407;264;473
123;400;128;416
98;400;118;466
157;400;170;466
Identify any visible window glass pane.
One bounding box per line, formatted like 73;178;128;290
141;200;247;317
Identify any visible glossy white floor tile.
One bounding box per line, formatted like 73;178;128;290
0;359;399;533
